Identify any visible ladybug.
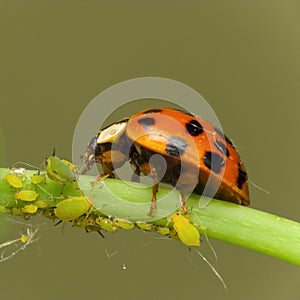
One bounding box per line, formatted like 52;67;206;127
82;107;249;216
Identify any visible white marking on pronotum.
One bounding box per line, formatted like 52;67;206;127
97;122;127;144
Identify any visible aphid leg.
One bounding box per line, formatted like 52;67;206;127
60;183;66;195
84;225;105;239
90;150;127;185
97;230;105;239
54;220;63;226
179;191;188;215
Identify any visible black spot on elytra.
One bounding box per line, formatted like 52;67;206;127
143;108;163;114
214;126;235;148
186;119;204;136
138;117;155;128
215;140;230;157
165;136;188;157
237;163;247;189
203;151;225;173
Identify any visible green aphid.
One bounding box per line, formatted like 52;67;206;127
0;206;10;214
54;196;92;222
82;216;103;234
156;226;170;235
135;221;155;232
30;174;46;185
45;155;76;185
5;173;23;189
171;212;200;247
74;216;104;237
73;215;95;228
61;159;77;172
11;207;23;215
22;204;38;214
113;218;134;230
15;190;38;202
95;217;118;233
33;200;48;208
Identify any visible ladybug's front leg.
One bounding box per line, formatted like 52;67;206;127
91;150;126;185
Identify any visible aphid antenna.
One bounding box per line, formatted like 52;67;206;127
195;249;228;290
11;161;41;171
203;233;218;263
249;179;270;195
153;236;170;241
186;248;227;291
165;209;179;226
34;183;55;200
139;241;152;248
104;248;119;259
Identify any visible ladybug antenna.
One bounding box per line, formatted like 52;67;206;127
52;147;56;157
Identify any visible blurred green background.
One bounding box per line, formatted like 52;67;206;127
0;1;300;299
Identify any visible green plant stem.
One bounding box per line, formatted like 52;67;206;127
0;167;300;266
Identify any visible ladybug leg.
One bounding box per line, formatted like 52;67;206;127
179;191;188;215
149;180;159;216
137;163;159;216
91;150;126;185
91;172;113;185
131;168;141;182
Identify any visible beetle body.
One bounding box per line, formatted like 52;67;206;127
83;108;249;216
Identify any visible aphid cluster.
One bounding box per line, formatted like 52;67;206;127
2;154;86;221
4;168;48;216
72;211;200;247
3;147;201;248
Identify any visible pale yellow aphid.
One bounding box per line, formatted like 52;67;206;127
95;217;118;232
113;218;134;230
135;221;154;231
30;174;46;185
5;174;23;189
22;204;38;214
20;235;28;243
0;227;39;263
15;190;38;202
171;212;200;247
